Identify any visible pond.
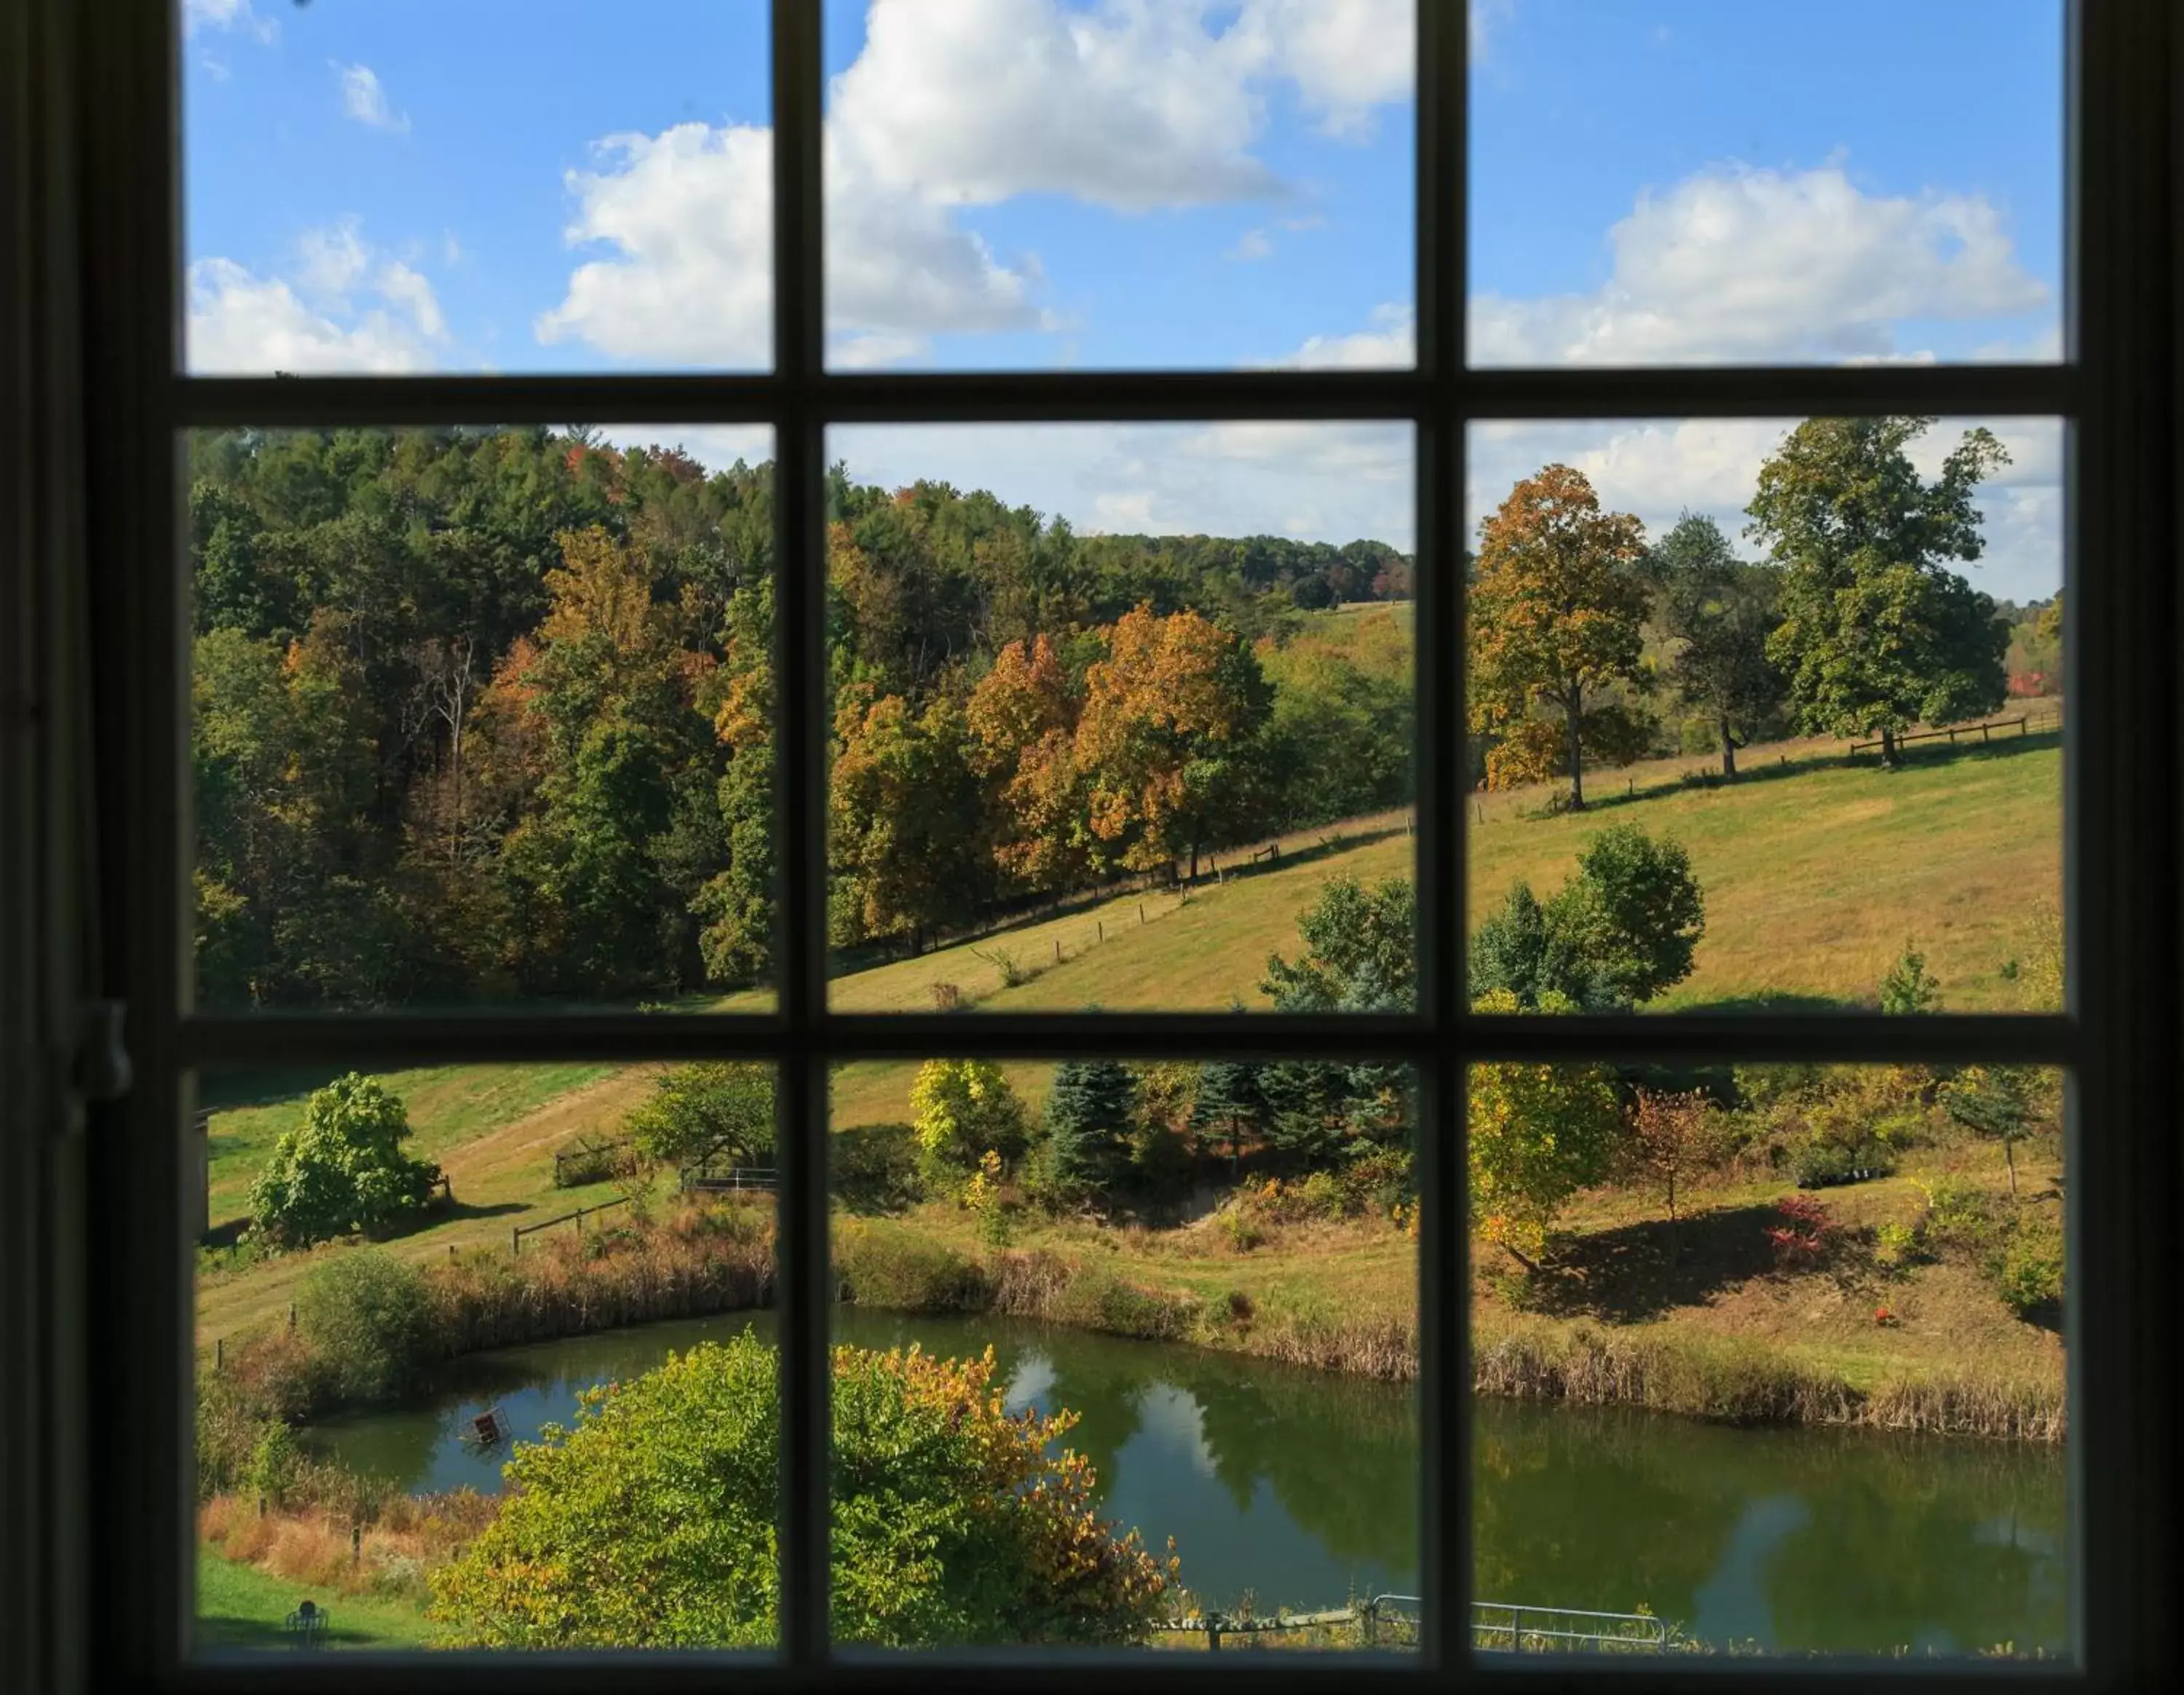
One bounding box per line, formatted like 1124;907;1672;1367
303;1309;2068;1656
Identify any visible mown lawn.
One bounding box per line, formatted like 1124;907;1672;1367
197;728;2062;1340
194;1549;433;1653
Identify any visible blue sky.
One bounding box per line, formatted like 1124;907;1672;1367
181;0;2064;597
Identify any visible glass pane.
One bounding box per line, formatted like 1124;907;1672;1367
186;426;777;1012
1464;416;2063;1014
1468;1060;2069;1659
823;422;1418;1011
821;0;1415;371
830;1056;1422;1652
182;1;772;373
1469;0;2064;366
191;1061;780;1653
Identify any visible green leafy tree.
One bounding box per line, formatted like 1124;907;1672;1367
1878;943;1943;1014
692;578;775;988
1940;1064;2038;1201
245;1074;442;1247
429;1332;1175;1648
625;1062;775;1179
1043;1061;1138;1198
909;1059;1031;1180
1646;513;1784;779
1466;994;1625;1266
829;686;986;955
1747;417;2011;764
1468;829;1703;1009
1468;465;1651;808
1553;826;1706;1005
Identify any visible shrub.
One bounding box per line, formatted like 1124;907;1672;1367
927;980;965;1014
970;945;1029;988
1873;1220;1923;1274
1342;1145;1415;1212
1990;1219;2065;1318
1216;1201;1263;1254
1467;1000;1624;1265
294;1249;440;1403
1294;1170;1350;1222
833;1225;984;1313
245;1074;443;1248
1789;1135;1896;1188
554;1134;641;1189
1879;944;1944;1014
831;1123;925;1214
429;1333;1175;1648
243;1420;303;1508
1766;1194;1836;1270
1917;1175;1998;1249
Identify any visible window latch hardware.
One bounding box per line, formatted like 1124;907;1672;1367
73;999;132;1104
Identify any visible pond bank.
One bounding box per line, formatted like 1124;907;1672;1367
202;1206;2064;1446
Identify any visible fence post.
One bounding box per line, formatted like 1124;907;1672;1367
1206;1616;1221;1653
1097;920;1104;943
287;1303;296;1333
512;1225;521;1255
1139;903;1145;925
351;1524;362;1569
1361;1600;1377;1648
1053;938;1061;965
213;1337;222;1373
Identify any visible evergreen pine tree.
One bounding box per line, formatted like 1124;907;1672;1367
1190;1061;1270;1174
1045;1059;1137;1197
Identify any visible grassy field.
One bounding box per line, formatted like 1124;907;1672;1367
195;1548;434;1652
195;721;2062;1343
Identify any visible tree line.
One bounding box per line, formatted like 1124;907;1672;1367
189;427;1414;1008
1470;416;2033;805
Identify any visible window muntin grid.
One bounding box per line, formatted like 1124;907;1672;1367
116;0;2148;1687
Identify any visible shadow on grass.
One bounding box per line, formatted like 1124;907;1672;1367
195;1614;387;1652
1530;1203;1786;1324
1666;992;1860;1016
1543;725;2062;822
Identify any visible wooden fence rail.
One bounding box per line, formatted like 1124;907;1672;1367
1849;711;2059;757
511;1195;628;1254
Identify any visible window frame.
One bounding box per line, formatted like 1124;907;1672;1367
28;0;2177;1689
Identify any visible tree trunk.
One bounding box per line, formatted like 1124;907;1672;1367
1880;724;1899;767
1564;697;1586;810
1717;708;1737;781
2004;1137;2018;1201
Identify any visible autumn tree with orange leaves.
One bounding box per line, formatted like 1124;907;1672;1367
1468;465;1651;809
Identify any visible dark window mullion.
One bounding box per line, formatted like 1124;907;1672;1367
769;0;830;1672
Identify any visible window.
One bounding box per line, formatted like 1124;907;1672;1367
6;0;2176;1688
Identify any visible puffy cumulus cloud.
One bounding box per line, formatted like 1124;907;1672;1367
533;120;1042;367
1472;165;2051;366
1466;418;2062;603
1226;0;1414;136
336;63;410;134
1281;301;1415;368
539;0;1412;367
534;125;776;365
186;219;448;374
833;0;1278;211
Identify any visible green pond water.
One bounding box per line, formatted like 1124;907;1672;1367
303;1309;2068;1656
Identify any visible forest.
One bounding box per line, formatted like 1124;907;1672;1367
188;427;1412;1008
190;418;2051;1011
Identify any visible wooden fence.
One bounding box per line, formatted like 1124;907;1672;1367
510;1195;628;1254
1850;709;2060;757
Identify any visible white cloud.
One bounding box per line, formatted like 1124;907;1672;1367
1281;301;1415;368
1227;228;1275;263
336;63;411;134
1467;417;2063;602
1471;163;2051;366
539;0;1414;367
187;221;449;374
183;0;275;43
827;420;1415;553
